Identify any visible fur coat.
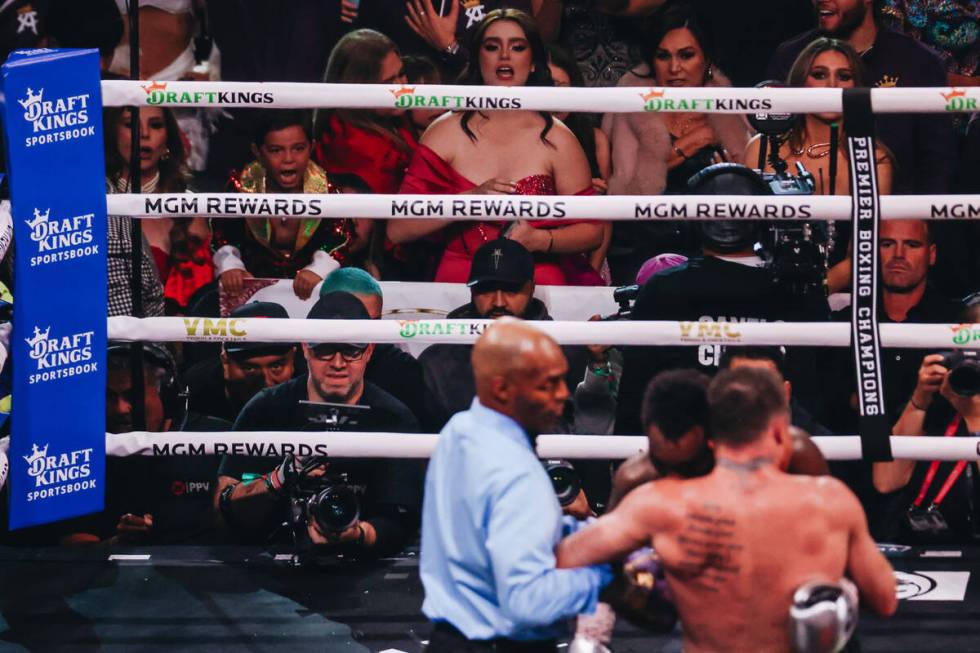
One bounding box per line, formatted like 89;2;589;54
603;64;751;196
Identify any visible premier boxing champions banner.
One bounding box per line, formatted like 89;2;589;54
1;49;107;528
843;88;891;462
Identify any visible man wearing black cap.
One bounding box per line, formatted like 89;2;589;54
183;301;299;423
615;164;830;435
213;292;422;555
418;239;590;432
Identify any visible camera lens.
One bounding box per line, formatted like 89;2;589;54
545;461;581;507
309;485;360;534
948;358;980;397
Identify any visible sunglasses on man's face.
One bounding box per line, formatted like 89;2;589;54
309;344;368;362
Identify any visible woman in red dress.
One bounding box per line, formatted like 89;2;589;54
313;29;417;195
388;9;604;286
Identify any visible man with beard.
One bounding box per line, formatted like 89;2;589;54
766;0;955;196
420;321;613;651
184;301;298;423
418;238;592;431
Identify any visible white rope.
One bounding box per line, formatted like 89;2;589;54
101;432;980;462
104;192;980;222
100;80;980;114
107;316;980;349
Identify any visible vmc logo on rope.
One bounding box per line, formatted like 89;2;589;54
18;86;94;147
25;207;98;267
22;442;96;503
25;325;97;385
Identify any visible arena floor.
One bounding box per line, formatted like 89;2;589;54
0;544;976;652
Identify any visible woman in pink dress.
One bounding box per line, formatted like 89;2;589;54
388;9;604;286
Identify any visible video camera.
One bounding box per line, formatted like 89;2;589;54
286;455;362;546
748;81;835;296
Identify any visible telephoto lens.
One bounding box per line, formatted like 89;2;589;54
307;484;360;534
940;351;980;397
545;460;582;507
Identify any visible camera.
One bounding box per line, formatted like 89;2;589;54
545;459;582;507
604;284;640;320
938;350;980;397
286;455;362;545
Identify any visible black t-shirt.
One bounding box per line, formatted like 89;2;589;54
219;377;423;554
616;256;830;434
367;344;427;429
827;288;963;431
184;357;240;423
876;400;979;544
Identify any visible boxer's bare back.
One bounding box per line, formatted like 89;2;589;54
558;461;896;652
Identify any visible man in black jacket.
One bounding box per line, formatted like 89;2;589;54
418;239;590;432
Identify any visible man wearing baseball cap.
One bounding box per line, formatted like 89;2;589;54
214;292;422;555
184;301;299;423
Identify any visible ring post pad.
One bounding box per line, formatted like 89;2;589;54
1;48;108;528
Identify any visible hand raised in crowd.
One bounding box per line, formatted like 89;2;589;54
340;0;360;24
911;353;948;411
465;177;517;195
293;269;322;300
405;0;460;52
219;268;254;294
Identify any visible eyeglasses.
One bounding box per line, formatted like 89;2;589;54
310;344;368;362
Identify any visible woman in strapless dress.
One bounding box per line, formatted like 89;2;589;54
388;9;605;286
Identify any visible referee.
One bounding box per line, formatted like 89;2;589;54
420;320;612;652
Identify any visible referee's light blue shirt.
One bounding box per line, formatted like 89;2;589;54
421;398;609;641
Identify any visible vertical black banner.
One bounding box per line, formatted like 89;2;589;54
844;88;892;461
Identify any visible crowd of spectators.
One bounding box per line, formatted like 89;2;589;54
1;0;979;551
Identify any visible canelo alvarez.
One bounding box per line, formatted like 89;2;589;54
558;367;896;652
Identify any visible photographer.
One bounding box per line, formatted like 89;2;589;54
870;346;980;544
64;344;229;546
213;292;423;555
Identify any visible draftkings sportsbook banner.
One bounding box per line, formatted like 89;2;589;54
1;48;107;528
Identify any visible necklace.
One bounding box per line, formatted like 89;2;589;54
716;456;773;473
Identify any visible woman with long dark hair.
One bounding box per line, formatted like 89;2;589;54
602;4;749;284
389;9;604;285
104;106;212;310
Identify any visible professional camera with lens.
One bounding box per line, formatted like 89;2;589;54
286;455;362;547
545;459;582;507
938;351;980;397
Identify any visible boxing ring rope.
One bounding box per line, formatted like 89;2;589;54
105;193;980;222
100;80;980;114
2;434;979;468
106;316;980;349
